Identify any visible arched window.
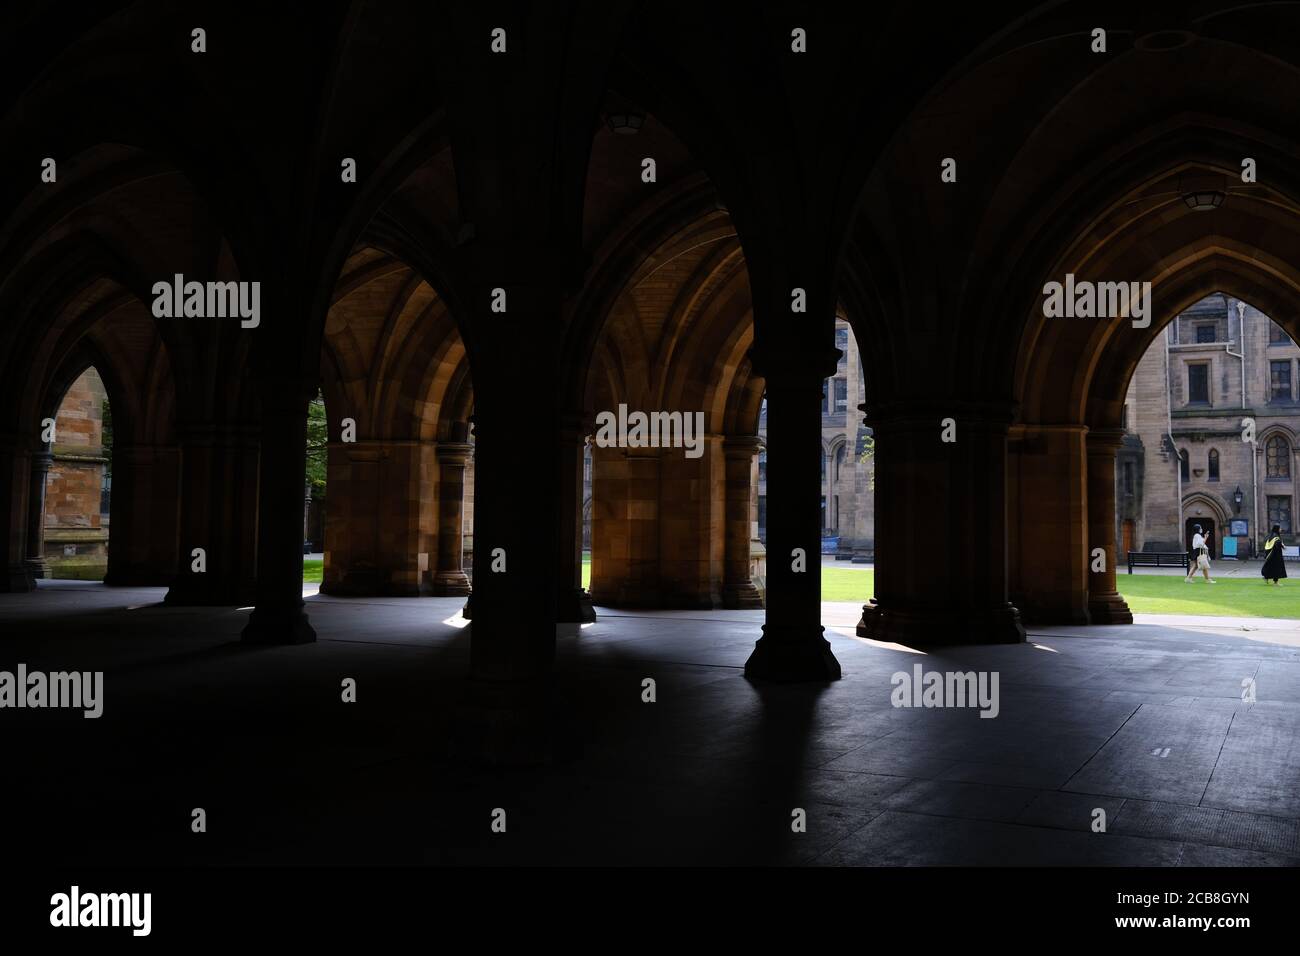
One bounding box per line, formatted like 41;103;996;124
1266;436;1291;480
1208;449;1219;482
1179;449;1189;482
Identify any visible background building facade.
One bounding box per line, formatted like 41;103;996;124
39;368;112;579
1120;294;1300;558
757;317;875;562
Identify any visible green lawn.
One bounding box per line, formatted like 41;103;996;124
577;555;874;602
820;566;875;601
308;558;1296;620
1114;573;1297;619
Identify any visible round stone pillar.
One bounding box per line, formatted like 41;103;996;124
1087;428;1133;624
743;348;841;681
859;400;1026;645
722;435;764;608
242;383;316;644
24;450;52;580
432;440;472;596
556;412;595;623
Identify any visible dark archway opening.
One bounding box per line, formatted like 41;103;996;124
38;367;113;581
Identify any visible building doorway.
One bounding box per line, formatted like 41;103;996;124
1185;517;1216;559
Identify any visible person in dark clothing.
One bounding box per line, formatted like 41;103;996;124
1185;523;1215;583
1261;525;1288;585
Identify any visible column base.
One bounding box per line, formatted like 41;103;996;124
319;582;424;598
556;586;596;623
241;604;317;645
722;581;765;609
588;584;663;607
744;624;842;682
2;564;36;592
164;577;256;607
24;559;50;580
432;570;472;597
449;678;554;766
103;568;172;587
858;600;1026;646
1088;591;1134;624
320;567;389;597
1019;608;1091;626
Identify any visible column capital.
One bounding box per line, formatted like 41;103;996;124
1086;427;1127;454
863;398;1020;433
557;409;591;443
435;441;472;465
175;422;261;445
624;446;663;461
722;434;763;458
249;373;319;409
748;342;840;383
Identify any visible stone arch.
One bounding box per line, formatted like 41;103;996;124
1005;140;1300;624
1258;423;1299;447
0;136;268;600
318;245;472;598
584;202;761;609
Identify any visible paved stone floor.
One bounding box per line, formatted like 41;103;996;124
3;581;1299;866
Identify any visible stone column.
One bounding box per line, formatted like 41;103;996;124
462;292;561;683
556;411;595;622
859;401;1025;645
321;439;380;595
588;445;663;607
24;450;52;580
165;424;259;605
105;443;180;586
242;383;316;644
749;445;767;601
1007;423;1090;625
0;432;35;592
320;437;429;597
744;348;841;681
432;439;472;596
303;480;312;546
1087;428;1133;623
722;435;764;608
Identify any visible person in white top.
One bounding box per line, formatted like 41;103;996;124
1184;524;1216;583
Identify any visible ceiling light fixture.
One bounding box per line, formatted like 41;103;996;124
606;112;644;135
1182;191;1224;212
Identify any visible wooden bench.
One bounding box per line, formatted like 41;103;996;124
1127;551;1190;574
